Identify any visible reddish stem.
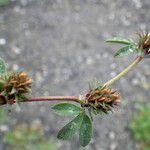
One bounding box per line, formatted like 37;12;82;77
23;96;81;103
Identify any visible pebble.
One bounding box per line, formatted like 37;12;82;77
12;64;19;70
110;71;117;77
0;125;9;132
102;52;109;58
110;63;117;69
21;0;28;6
110;142;117;150
86;57;94;65
30;119;43;131
12;46;21;54
131;78;139;86
0;38;6;45
109;131;116;140
35;72;43;83
132;0;142;8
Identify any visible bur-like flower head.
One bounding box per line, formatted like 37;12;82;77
85;85;120;114
0;71;32;105
138;32;150;56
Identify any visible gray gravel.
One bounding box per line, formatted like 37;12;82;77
0;0;150;150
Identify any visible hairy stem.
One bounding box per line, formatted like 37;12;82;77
23;96;81;104
104;56;143;87
0;96;82;106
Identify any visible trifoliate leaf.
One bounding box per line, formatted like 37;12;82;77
57;113;84;140
114;45;136;57
52;103;82;116
106;37;133;45
0;57;6;74
79;114;92;147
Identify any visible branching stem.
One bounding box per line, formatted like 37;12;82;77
6;57;143;105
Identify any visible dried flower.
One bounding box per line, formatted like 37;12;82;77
0;71;32;105
138;33;150;54
84;85;121;114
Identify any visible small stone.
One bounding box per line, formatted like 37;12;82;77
30;119;43;131
110;63;117;69
110;142;117;150
121;16;130;26
86;57;94;65
12;64;19;70
35;72;43;83
109;131;115;140
12;46;21;54
131;78;139;86
0;38;6;45
15;104;21;112
21;0;28;6
102;52;108;58
132;0;142;8
0;125;9;132
110;71;117;77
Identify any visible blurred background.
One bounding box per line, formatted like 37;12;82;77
0;0;150;150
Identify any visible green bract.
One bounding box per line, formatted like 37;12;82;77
52;103;82;116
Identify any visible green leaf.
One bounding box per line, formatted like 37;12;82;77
106;37;133;45
57;113;84;140
114;45;136;57
79;114;92;147
52;103;82;116
0;57;6;74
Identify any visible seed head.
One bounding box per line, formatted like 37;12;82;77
138;32;150;55
84;85;121;114
0;71;32;105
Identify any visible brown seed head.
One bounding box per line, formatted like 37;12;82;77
138;32;150;50
8;71;32;91
85;86;121;114
0;71;32;105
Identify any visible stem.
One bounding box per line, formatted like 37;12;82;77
23;96;81;104
104;56;143;87
0;57;143;106
0;96;82;106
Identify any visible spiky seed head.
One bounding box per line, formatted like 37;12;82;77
84;85;121;114
138;32;150;56
0;71;32;105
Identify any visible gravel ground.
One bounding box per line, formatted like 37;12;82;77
0;0;150;150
